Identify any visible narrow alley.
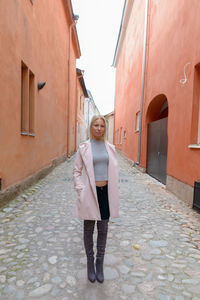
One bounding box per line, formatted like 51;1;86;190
0;153;200;300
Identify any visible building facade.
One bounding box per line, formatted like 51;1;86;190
84;90;100;139
76;68;88;148
113;0;200;206
104;111;114;144
0;0;81;200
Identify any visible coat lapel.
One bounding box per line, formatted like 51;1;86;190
79;141;97;200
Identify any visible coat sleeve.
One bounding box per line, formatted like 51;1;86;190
73;148;85;193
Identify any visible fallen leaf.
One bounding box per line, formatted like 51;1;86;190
133;244;140;250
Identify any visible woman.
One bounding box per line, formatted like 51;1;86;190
73;115;119;283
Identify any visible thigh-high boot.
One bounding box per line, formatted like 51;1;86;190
96;220;108;283
83;220;96;282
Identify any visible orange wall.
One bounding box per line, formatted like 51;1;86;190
115;0;145;162
68;49;77;155
115;0;200;186
76;78;86;146
0;0;78;190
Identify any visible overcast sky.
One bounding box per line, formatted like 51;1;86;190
71;0;125;115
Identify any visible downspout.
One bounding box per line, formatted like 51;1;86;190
75;74;78;150
136;0;149;165
67;21;77;157
113;70;117;145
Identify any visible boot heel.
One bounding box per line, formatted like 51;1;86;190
87;257;96;283
96;258;104;283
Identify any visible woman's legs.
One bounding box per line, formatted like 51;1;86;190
96;219;109;283
83;220;96;282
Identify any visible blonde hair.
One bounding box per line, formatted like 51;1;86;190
90;115;107;140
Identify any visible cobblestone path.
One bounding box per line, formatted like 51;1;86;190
0;153;200;300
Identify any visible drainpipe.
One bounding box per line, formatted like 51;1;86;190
136;0;149;165
87;97;92;139
67;20;77;157
75;74;78;150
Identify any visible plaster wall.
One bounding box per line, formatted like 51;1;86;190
115;0;200;188
68;49;77;155
115;0;146;162
142;0;200;187
105;114;114;144
76;79;86;147
0;0;77;190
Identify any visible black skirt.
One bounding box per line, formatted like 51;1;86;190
96;185;110;220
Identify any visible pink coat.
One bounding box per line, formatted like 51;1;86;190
73;140;119;220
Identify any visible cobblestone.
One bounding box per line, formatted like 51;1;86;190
0;153;200;299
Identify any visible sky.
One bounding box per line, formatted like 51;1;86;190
71;0;125;115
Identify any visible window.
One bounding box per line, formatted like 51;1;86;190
136;111;140;132
106;120;109;139
80;95;84;112
198;97;200;144
82;101;84;113
21;61;35;136
120;127;123;144
117;129;119;144
21;62;28;133
29;70;35;134
124;130;127;139
189;64;200;147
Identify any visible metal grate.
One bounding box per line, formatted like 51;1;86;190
193;180;200;212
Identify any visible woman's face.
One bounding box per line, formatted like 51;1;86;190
91;118;105;140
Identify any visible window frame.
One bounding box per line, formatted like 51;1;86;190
188;64;200;149
198;96;200;144
21;61;35;137
120;127;123;144
135;111;140;132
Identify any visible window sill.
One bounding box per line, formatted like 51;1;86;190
188;144;200;149
21;132;35;137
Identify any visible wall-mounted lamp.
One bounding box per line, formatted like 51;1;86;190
73;14;79;21
38;82;46;90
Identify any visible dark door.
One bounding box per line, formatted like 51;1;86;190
147;117;168;184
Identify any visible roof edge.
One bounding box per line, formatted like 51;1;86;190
112;0;134;67
76;68;88;97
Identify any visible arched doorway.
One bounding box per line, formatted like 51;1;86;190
146;95;168;184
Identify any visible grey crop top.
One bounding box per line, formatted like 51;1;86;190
91;139;109;181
